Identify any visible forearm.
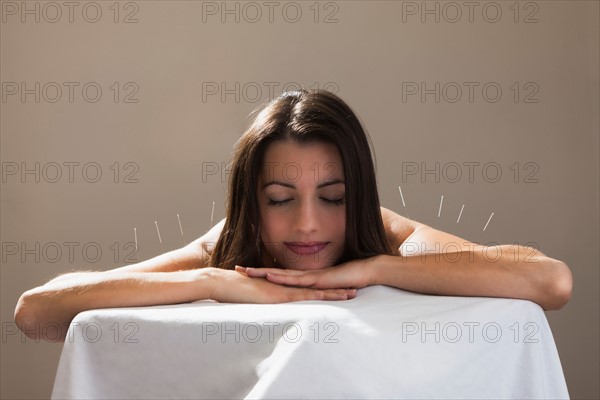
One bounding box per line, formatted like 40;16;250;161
14;269;214;342
371;245;572;311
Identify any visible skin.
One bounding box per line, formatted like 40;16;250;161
257;139;346;271
14;140;573;342
238;141;573;311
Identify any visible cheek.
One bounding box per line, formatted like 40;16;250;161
335;211;346;239
260;209;286;240
324;207;346;239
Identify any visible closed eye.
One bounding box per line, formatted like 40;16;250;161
267;198;345;207
323;198;345;206
267;199;290;207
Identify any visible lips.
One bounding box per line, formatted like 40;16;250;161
284;242;329;255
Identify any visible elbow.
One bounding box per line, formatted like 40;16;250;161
14;290;39;340
14;289;64;343
541;261;573;311
15;291;34;340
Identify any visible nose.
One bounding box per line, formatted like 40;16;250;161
293;198;318;235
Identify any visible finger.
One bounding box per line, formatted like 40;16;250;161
244;267;268;277
320;288;356;301
296;289;345;302
267;273;301;285
267;273;317;287
320;291;348;301
247;267;304;277
299;288;357;302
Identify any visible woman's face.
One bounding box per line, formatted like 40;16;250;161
257;139;346;270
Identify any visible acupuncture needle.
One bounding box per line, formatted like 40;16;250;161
210;201;215;228
155;220;164;253
398;185;410;219
177;213;186;246
134;227;138;252
456;204;465;224
483;212;494;231
436;195;444;228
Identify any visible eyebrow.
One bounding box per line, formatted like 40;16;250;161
262;179;345;190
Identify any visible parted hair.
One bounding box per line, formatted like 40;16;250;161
208;89;393;270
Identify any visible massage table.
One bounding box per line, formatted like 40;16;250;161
52;285;569;399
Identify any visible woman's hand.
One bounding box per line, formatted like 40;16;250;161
206;267;357;303
236;255;383;290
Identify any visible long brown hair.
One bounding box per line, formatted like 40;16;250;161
208;89;393;270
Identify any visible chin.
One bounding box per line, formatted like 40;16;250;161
281;257;337;271
290;263;328;271
278;244;340;270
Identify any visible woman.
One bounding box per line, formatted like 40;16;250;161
14;89;573;342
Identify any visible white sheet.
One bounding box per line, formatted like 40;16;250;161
52;285;569;399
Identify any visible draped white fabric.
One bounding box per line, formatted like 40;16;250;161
52;285;569;399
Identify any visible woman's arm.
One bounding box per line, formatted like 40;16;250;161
14;220;224;341
15;269;213;342
371;247;572;311
379;207;573;310
244;207;573;311
14;218;355;342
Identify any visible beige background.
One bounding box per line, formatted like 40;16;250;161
1;1;598;398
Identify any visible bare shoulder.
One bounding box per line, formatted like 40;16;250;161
381;206;484;256
103;218;227;274
380;206;423;254
186;218;226;261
